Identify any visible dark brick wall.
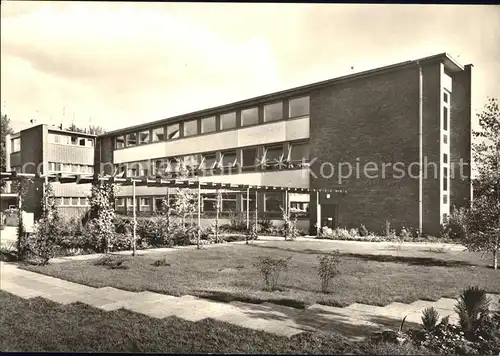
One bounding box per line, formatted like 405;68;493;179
421;62;442;236
450;65;472;210
309;66;421;235
20;126;44;218
96;136;114;175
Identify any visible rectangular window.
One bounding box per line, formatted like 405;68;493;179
86;138;94;147
88;166;94;174
443;153;448;164
70;197;78;206
115;136;125;149
443;92;449;104
443;167;448;191
200;154;218;171
242;193;256;211
183;154;200;170
127;163;138;177
241;107;259;127
78;138;86;146
152;127;164;142
48;162;55;172
63;197;71;206
242;147;258;168
222;194;237;212
443;194;448;204
126;197;134;209
70;136;78;145
202;194;217;212
71;164;78;173
264;145;284;168
289;142;310;162
264;192;283;212
221;151;237;168
139;130;150;144
48;134;58;144
154;197;164;211
289;96;310;118
201;116;216;134
140;197;150;209
443;134;448;144
183;119;198;137
166;123;180;140
264;102;283;123
138;161;149;176
55;197;62;206
220;112;236;130
11;138;21;152
443;106;448;131
55;162;62;171
126;132;137;146
116;198;125;206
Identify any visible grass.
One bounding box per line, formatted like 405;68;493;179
23;240;500;308
0;291;431;354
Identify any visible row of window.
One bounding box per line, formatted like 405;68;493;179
49;133;94;147
55;197;90;207
115;96;310;149
115;141;310;178
115;192;305;213
48;162;95;174
11;137;21;152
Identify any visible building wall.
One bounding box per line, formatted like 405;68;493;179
20;126;44;218
421;62;442;235
113;117;309;164
449;65;472;210
309;65;421;234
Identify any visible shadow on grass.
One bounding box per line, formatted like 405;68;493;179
247;244;480;268
195;290;309;309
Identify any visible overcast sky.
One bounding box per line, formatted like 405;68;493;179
1;2;499;133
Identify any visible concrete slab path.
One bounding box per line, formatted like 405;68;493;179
2;261;496;341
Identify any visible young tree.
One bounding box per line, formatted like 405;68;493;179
33;181;61;264
463;97;500;270
87;180;116;253
1;114;14;192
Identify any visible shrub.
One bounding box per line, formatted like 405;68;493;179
258;218;274;233
253;256;292;291
317;251;341;293
358;224;369;237
399;226;413;240
152;255;170;267
421;307;440;332
94;255;129;269
454;286;491;339
442;207;468;240
282;208;299;241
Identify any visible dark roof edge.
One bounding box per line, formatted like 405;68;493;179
101;52;465;137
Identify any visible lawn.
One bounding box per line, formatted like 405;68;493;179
0;291;430;354
23;240;500;308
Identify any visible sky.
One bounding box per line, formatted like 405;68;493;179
1;2;499;133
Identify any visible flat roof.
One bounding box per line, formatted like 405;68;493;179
102;52;467;137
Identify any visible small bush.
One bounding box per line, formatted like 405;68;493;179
358;224;369;237
442;207;468;240
94;255;129;269
152;255;170;267
421;307;440;331
317;251;341;293
253;256;292;291
399;226;413;240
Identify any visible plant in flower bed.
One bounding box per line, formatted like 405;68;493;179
375;286;500;355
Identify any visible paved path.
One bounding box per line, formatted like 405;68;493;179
2;261;496;341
